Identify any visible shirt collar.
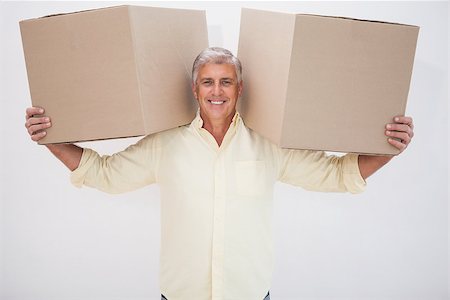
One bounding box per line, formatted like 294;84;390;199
192;109;241;130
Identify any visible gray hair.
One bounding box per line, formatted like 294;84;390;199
192;47;243;85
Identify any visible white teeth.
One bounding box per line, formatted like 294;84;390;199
210;101;224;105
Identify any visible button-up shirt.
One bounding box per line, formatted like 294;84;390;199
71;112;366;300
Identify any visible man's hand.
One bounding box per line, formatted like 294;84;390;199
24;106;83;171
25;106;51;142
358;115;414;180
385;116;414;154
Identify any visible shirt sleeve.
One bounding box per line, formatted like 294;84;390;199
277;149;366;194
70;133;161;194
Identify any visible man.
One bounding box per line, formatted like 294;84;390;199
25;47;414;300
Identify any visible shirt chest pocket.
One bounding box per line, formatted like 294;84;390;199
235;161;266;197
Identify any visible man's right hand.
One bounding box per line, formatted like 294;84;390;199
25;107;51;142
24;106;83;171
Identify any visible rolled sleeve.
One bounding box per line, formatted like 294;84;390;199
278;148;366;194
70;148;98;188
341;153;366;194
68;134;160;194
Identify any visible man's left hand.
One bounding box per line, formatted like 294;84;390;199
385;116;414;154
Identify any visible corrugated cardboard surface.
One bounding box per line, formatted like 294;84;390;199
238;8;419;155
128;6;206;134
237;9;296;145
20;5;208;144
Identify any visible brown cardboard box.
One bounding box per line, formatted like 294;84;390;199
20;5;208;144
237;8;419;155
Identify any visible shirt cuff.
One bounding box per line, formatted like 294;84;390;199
342;153;367;194
70;148;97;188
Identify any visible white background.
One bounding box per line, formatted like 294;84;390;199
0;1;448;300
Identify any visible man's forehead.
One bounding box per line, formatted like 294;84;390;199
198;63;236;79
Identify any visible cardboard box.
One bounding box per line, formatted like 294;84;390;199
20;5;208;144
237;8;419;155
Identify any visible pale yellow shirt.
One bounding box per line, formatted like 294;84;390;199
71;112;366;300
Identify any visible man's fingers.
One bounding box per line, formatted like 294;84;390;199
385;130;411;145
26;107;44;119
386;116;415;140
386;123;413;137
25;107;49;142
384;115;414;153
27;122;52;135
25;116;50;128
394;116;414;129
31;131;47;141
388;138;407;151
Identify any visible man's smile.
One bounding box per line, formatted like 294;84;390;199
207;99;227;105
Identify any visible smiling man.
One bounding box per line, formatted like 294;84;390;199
194;61;242;146
25;47;414;300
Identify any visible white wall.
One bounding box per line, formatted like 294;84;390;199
1;1;448;300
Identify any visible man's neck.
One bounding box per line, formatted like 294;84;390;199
200;112;235;147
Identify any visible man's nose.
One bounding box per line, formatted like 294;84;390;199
212;82;222;96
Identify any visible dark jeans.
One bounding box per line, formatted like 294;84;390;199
161;291;270;299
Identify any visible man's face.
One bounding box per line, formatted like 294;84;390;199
192;63;242;124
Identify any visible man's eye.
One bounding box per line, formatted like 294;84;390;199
221;80;232;86
202;81;213;86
